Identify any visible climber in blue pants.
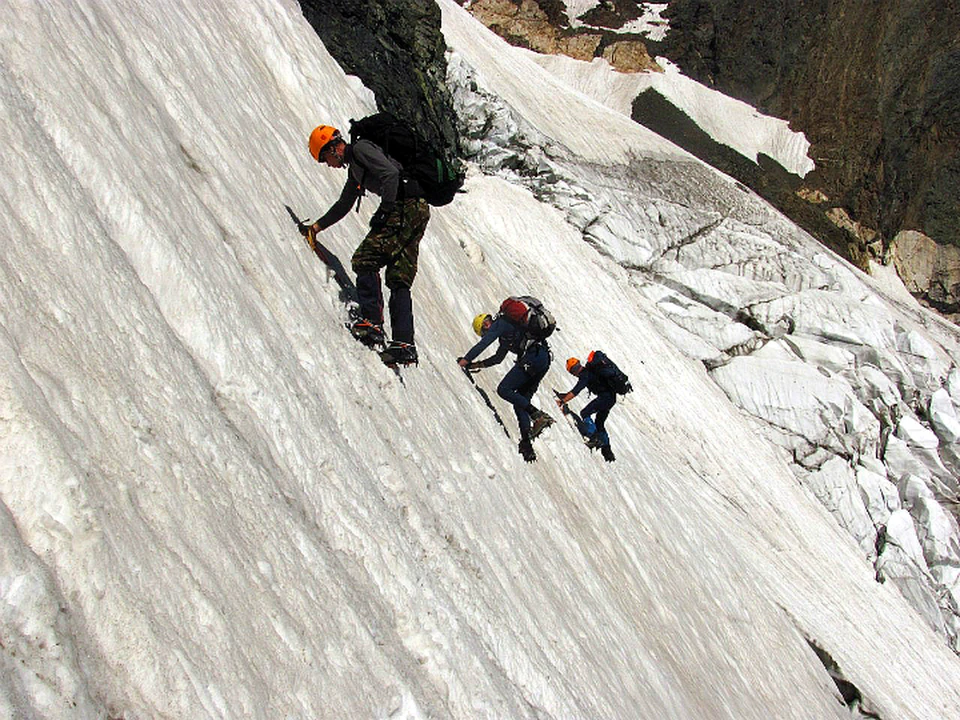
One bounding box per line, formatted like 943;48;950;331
495;343;551;438
458;312;554;462
556;356;618;462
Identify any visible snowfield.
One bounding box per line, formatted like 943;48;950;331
1;0;959;718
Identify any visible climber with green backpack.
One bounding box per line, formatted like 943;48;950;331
302;114;463;366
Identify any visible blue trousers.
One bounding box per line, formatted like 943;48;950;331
497;344;550;439
582;392;616;446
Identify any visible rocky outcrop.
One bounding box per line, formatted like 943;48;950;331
298;0;459;153
457;0;660;73
600;40;658;73
461;0;601;60
892;231;960;320
661;0;960;307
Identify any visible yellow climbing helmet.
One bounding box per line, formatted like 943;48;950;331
472;313;491;336
309;125;341;161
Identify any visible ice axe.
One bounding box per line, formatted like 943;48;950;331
284;204;326;260
461;364;510;438
284;204;309;233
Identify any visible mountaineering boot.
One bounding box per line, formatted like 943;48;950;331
381;341;418;366
518;437;536;463
584;422;605;448
529;408;554;440
585;433;603;449
350;319;385;347
601;445;616;462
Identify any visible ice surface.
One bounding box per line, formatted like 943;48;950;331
0;0;959;718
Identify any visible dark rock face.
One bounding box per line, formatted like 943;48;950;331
661;0;960;255
298;0;459;154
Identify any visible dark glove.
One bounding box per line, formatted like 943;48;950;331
369;202;396;231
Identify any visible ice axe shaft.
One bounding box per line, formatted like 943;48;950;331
462;366;510;438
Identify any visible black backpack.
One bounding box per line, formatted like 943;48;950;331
349;112;464;206
499;296;556;340
585;350;632;395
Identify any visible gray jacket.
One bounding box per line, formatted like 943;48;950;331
316;140;411;230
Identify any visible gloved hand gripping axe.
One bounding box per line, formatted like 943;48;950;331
284;204;325;260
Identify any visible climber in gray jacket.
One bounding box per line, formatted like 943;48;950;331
304;124;429;365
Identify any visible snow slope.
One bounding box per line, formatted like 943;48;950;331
1;0;959;718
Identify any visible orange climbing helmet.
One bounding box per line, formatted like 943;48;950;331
309;125;342;161
566;357;581;373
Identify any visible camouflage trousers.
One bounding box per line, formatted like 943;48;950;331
352;198;430;288
352;198;430;343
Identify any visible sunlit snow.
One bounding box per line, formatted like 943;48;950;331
1;0;959;718
527;52;816;177
566;0;671;42
621;3;671;40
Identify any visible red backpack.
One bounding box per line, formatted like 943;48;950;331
499;296;556;340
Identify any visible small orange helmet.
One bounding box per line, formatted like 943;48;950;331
309;125;341;161
566;357;581;373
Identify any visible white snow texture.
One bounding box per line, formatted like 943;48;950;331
1;1;960;718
